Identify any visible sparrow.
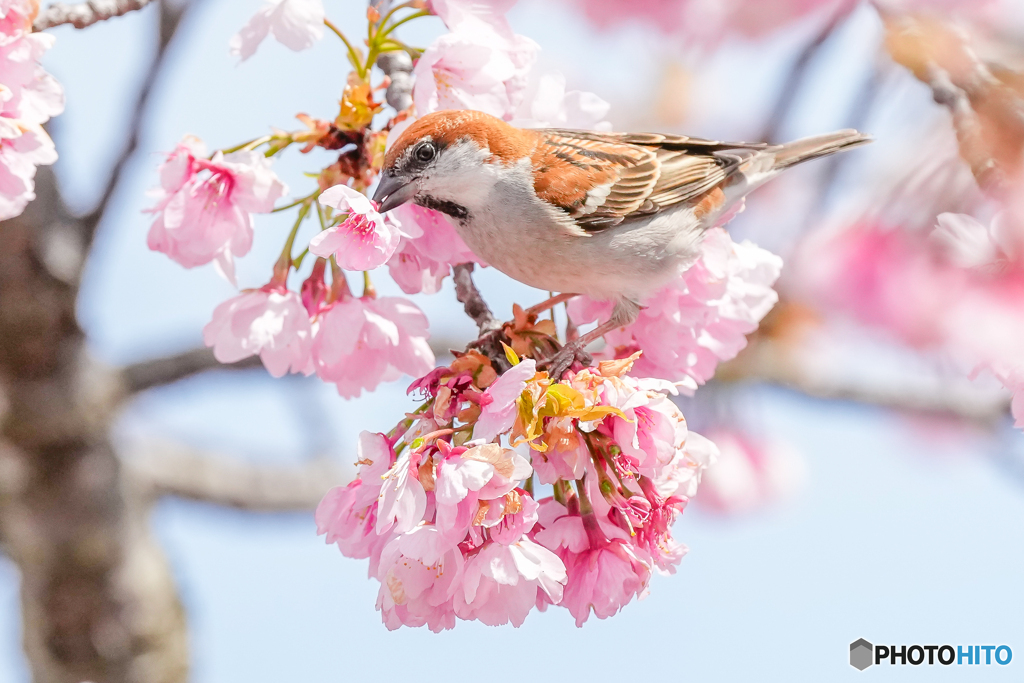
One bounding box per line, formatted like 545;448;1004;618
373;109;870;376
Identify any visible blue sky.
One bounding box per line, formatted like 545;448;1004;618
2;1;1023;680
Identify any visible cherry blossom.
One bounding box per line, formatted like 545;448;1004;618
569;228;782;390
453;539;566;627
413;12;537;121
530;435;589;485
316;432;394;572
0;119;55;220
309;184;401;271
534;498;651;626
230;0;325;61
0;5;64;221
147;139;287;283
318;347;718;629
428;0;518;35
695;430;807;515
386;203;478;295
375;525;462;632
650;429;719;501
931;212;1012;270
311;295;434;399
0;30;63;125
512;72;612;131
376;449;427;536
607;379;688;474
473;358;537;442
434;443;533;544
0;0;37;36
202;285;314;378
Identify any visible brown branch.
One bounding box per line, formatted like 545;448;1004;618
924;63;1008;193
33;0;158;30
452;263;500;335
882;13;1023;197
125;441;350;511
79;0;187;250
452;263;513;368
122;347;263;394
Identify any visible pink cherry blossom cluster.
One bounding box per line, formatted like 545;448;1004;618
146;137;287;284
415;0;611;127
197;186;438;397
317;350;717;629
141;0;618;399
797;215;1024;427
201;266;436;397
138;0;784;629
0;0;64;221
569;228;783;392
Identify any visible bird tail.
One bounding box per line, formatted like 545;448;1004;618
771;129;872;170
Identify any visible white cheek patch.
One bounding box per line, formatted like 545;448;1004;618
418;141;497;206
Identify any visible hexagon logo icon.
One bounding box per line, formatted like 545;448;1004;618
850;639;874;670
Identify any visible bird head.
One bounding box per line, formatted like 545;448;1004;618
372;110;535;216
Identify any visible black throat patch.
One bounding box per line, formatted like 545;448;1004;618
415;195;470;221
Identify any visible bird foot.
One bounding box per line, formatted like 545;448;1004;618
540;340;593;380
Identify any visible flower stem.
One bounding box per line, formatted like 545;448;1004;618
241;135;273;151
388;401;433;447
216;136;269;156
272;191;317;213
575;477;594;515
363;271;376;299
413;428;455;451
273;201;312;285
376;1;416;30
325;18;366;77
328;256;352;302
380;9;430;39
553;480;567;506
291;247;310;270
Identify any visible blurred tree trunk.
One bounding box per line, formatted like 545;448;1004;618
0;165;189;681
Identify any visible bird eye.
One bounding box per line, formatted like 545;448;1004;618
415;142;436;163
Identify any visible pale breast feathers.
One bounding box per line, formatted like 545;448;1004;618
531;130;767;231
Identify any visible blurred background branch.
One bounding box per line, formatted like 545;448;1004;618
33;0;159;31
126;442;346;511
122;348;262;395
80;0;188;252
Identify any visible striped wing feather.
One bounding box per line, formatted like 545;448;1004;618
532;129;766;230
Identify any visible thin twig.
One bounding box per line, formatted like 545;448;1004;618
33;0;158;31
760;1;855;143
125;441;350;511
452;263;500;335
79;0;188;249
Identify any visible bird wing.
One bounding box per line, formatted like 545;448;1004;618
531;129;767;231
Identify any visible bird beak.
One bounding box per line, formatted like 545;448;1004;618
372;173;418;214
